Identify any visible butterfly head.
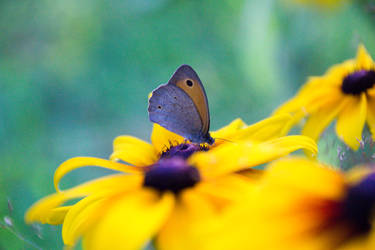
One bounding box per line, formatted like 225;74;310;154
189;132;215;145
204;133;215;145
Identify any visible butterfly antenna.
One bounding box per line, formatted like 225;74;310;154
213;137;236;144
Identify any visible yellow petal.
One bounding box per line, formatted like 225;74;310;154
82;189;174;250
192;135;317;178
54;157;142;191
338;234;374;250
274;97;311;122
63;194;109;246
25;174;142;224
260;135;318;159
263;135;317;154
229;114;293;142
345;166;375;185
263;157;345;199
45;206;71;225
274;87;342;138
367;97;375;141
236;168;264;180
367;87;375;97
227;158;348;250
195;174;256;204
326;59;356;82
156;190;222;250
151;124;185;153
110;135;157;166
336;93;367;150
356;44;374;70
302;97;348;141
211;118;246;140
274;77;340;115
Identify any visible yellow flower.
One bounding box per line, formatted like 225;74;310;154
275;44;375;150
25;115;317;249
290;0;347;7
224;157;375;250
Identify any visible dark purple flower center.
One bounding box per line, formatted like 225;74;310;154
314;172;375;248
341;70;375;95
143;157;200;194
341;172;375;234
160;143;208;160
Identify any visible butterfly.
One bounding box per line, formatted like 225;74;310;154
148;65;215;145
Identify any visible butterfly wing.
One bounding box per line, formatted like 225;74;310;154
148;84;203;142
167;65;211;136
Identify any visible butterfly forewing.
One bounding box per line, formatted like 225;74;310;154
167;65;210;135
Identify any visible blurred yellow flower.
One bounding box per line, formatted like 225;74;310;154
291;0;347;7
275;44;375;150
25;115;317;249
224;157;375;250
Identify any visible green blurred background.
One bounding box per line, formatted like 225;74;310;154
1;0;375;248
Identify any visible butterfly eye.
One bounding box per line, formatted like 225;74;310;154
186;80;193;87
158;105;162;109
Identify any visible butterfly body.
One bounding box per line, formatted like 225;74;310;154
148;65;214;145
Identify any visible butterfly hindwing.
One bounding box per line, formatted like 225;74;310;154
148;84;203;141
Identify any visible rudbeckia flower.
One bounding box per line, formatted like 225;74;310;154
224;157;375;250
275;44;375;150
25;115;316;249
291;0;347;7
